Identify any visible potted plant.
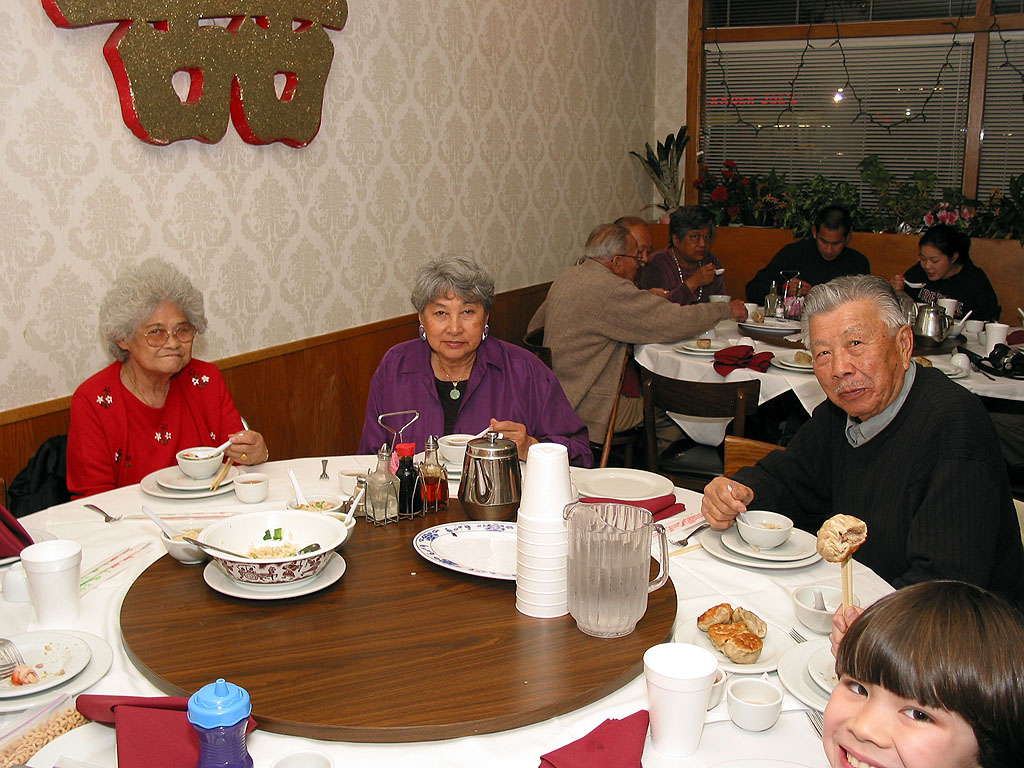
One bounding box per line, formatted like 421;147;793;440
630;125;689;214
692;159;754;225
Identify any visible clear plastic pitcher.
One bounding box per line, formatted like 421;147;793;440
563;502;670;638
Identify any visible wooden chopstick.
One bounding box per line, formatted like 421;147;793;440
209;459;234;491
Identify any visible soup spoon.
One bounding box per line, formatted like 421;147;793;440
183;538;320;558
140;505;183;539
188;439;233;460
903;280;925;289
288;469;310;507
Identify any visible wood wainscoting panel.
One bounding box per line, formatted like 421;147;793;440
0;283;551;498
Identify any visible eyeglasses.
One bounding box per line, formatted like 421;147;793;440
616;253;644;265
142;324;196;346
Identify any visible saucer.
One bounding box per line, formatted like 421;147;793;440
806;643;839;694
720;527;818;562
673;339;729;355
155;465;239;491
141;469;236;500
700;529;821;570
203;552;347;600
777;639;832;712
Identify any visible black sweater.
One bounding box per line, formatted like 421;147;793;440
745;239;870;304
903;262;1001;322
734;367;1024;608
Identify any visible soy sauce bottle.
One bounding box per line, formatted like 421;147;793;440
419;435;448;514
395;442;421;519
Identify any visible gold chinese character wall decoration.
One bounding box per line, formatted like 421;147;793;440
41;1;348;146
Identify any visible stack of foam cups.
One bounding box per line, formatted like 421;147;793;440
515;443;574;618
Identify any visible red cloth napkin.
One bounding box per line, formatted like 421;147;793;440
713;344;774;376
0;503;33;558
1007;329;1024;346
579;493;685;522
76;695;257;768
540;709;649;768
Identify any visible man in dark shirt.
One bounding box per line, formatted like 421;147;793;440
746;206;870;304
703;275;1024;608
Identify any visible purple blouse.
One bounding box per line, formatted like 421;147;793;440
358;337;593;467
640;248;725;306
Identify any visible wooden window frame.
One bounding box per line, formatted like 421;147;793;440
685;0;1024;204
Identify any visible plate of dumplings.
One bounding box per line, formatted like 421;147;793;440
676;602;797;674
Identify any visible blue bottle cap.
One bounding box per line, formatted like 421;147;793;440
187;678;252;728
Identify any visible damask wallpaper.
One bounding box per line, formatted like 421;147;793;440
0;0;683;413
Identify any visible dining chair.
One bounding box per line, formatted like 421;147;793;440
641;370;760;491
1014;497;1024;547
522;327;552;369
593;349;643;468
723;435;785;476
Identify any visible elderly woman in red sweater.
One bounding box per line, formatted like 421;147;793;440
67;259;268;497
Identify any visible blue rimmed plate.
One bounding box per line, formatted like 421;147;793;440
413;521;517;580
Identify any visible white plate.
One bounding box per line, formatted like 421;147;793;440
154;465;239;491
738;319;801;336
807;643;839;694
676;618;795;674
700;528;821;570
770;358;815;374
927;360;969;379
775;352;814;370
0;632;92;698
777;638;832;712
203;552;347;600
673;339;729;355
720;526;819;562
413;521;517;580
0;631;113;713
140;469;237;500
572;468;674;500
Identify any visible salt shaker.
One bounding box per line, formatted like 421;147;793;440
187;678;253;768
365;443;399;525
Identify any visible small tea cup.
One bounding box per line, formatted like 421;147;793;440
233;473;269;503
727;677;783;731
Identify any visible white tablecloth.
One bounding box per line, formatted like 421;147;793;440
0;459;894;768
637;321;1024;446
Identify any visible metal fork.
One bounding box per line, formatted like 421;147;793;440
320;459;329;480
84;503;123;523
0;637;26;677
789;627;808;644
806;709;824;739
670;522;710;548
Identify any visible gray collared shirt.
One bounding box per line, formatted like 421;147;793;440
845;364;917;447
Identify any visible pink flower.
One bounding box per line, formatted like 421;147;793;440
711;185;728;202
924;212;935;227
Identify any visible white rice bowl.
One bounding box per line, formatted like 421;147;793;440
199;509;346;584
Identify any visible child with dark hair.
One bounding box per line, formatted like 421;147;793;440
825;581;1024;768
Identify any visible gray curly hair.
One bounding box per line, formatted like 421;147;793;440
801;274;907;343
410;257;495;314
99;258;208;362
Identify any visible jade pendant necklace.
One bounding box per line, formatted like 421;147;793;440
436;357;471;401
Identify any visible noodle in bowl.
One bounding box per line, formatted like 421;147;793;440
198;509;347;585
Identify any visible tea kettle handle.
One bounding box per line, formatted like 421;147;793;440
648;523;670;593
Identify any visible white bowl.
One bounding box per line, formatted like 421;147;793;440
234;473;269;503
709;294;731;303
199;509;347;584
792;585;860;634
438;434;474;466
287;494;344;516
735;510;793;549
161;523;209;565
175;448;222;479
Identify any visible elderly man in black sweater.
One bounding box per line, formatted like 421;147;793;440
703;275;1024;610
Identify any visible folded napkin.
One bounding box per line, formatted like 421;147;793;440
1007;329;1024;346
77;695;257;768
579;493;685;523
713;344;774;376
540;709;649;768
0;502;34;558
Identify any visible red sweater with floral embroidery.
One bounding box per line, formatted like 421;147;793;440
67;359;243;498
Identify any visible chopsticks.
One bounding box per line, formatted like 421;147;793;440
79;541;152;595
209;458;234;491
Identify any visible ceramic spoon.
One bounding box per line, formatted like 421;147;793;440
183;537;320;558
141;505;183;539
288;469;310;507
903;280;925;289
190;439;233;460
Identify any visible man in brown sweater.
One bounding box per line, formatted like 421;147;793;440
529;222;747;443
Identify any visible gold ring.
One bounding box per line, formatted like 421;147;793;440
240;453;248;461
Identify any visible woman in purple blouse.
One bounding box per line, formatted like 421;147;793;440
358;257;593;466
640;206;726;305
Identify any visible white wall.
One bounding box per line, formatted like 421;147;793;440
0;0;658;411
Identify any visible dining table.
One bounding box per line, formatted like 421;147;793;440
637;319;1024;445
1;456;895;767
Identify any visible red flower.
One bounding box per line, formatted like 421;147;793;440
724;160;737;168
727;204;741;218
741;177;751;188
711;185;728;202
723;170;735;180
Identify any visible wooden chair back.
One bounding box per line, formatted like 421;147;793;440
723;435;784;476
598;349;632;468
522;327;552;369
641;371;760;470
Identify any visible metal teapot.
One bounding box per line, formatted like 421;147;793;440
459;432;522;521
913;303;953;347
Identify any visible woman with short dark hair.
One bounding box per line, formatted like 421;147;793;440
639;206;726;305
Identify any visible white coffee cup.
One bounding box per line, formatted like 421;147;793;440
706;666;729;710
937;298;959;317
20;539;82;627
271;751;334;768
2;562;31;603
743;302;758;317
727;677;783;731
964;319;985;336
233;473;269;503
709;294;731;303
644;643;718;757
985;322;1010;354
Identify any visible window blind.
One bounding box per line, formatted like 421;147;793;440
701;36;972;204
704;0;976;28
977;32;1024;198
